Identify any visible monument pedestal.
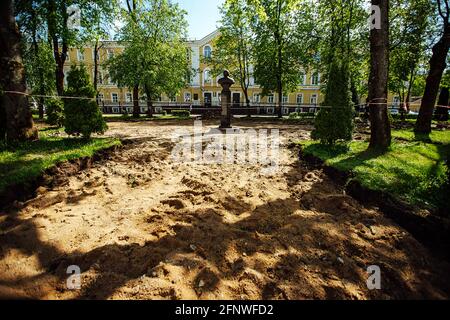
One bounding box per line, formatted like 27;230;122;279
218;70;235;129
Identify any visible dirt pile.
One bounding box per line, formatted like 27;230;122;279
0;120;449;299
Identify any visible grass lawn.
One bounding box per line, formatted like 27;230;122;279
300;129;450;210
0;128;121;193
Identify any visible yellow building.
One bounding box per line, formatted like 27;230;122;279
64;30;403;114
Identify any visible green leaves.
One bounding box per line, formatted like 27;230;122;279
108;0;190;100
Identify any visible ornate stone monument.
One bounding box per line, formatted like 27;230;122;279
218;70;235;129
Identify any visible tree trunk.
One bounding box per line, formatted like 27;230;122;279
48;0;68;96
94;40;99;92
146;100;153;118
368;0;391;150
243;88;251;117
145;86;153;118
415;25;450;134
132;85;140;118
0;0;38;142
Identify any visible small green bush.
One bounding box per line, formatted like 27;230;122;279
289;112;299;119
312;60;354;145
172;110;190;118
63;64;107;139
46;98;64;127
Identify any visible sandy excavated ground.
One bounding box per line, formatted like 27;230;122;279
0;119;449;300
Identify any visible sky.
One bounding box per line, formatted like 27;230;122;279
174;0;225;40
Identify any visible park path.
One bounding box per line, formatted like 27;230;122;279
0;119;449;299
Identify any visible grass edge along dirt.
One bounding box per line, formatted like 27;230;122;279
299;129;450;210
0;128;121;193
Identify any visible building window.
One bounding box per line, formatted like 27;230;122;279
311;72;320;86
184;92;192;102
112;93;119;103
77;49;84;61
203;69;212;85
282;95;289;104
296;94;303;104
299;72;305;85
194;93;199;101
253;94;261;103
393;96;401;106
97;93;104;102
310;94;318;105
107;49;114;59
268;94;275;104
204;45;212;59
125;93;132;103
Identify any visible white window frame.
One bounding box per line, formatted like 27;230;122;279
268;94;275;104
204;45;212;59
253;93;261;103
296;93;304;104
125;93;132;103
311;72;320;86
77;49;85;61
107;49;114;60
310;94;318;105
282;95;289;104
184;92;192;102
299;72;306;85
97;93;104;102
111;93;119;103
203;69;212;86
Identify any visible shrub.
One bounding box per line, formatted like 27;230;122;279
46;98;64;127
63;65;107;139
289;112;299;119
311;60;354;145
172;110;190;118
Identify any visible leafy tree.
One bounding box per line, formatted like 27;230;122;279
312;60;354;145
63;64;107;139
416;0;450;134
317;0;368;107
207;0;254;111
46;98;64;127
0;0;37;142
16;0;117;96
108;0;190;117
22;42;56;118
250;0;318;118
16;0;55;119
389;0;432;112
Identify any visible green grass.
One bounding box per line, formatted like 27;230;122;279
300;129;450;210
0;128;120;193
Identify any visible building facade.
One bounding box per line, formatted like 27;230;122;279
63;30;324;114
64;30;403;114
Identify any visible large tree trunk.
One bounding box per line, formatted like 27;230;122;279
368;0;391;150
132;85;140;118
0;0;38;142
415;24;450;134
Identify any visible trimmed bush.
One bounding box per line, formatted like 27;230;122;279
171;110;190;118
46;98;64;127
63;65;107;139
311;60;354;145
